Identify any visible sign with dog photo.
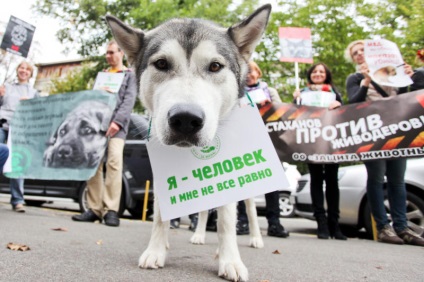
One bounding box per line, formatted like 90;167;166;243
4;90;116;180
147;105;289;220
364;39;413;88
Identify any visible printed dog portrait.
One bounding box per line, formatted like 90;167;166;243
43;100;112;168
373;65;397;83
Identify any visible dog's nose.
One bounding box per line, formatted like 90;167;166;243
168;104;205;135
57;145;73;158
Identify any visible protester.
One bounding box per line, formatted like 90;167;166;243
72;40;137;227
236;61;289;238
0;61;39;213
293;63;346;240
345;40;424;246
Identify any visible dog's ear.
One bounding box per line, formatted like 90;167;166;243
105;15;145;66
228;4;272;61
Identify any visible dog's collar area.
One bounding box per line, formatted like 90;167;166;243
244;92;255;107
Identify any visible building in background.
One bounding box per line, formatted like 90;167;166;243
34;58;86;96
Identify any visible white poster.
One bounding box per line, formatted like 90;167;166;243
93;72;125;93
364;39;413;87
300;91;336;107
147;105;289;220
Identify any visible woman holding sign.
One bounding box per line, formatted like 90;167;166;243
293;63;345;240
0;61;39;213
345;40;424;246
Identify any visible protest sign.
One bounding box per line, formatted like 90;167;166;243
147;105;289;220
279;27;313;64
93;72;126;93
0;16;36;58
260;89;424;163
364;39;413;88
300;91;336;107
5;90;116;180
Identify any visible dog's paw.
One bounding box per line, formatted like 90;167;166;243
249;235;264;249
218;260;248;282
138;247;167;269
190;233;205;245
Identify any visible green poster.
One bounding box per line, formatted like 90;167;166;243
6;90;116;180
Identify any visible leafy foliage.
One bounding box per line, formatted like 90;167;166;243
34;0;424;105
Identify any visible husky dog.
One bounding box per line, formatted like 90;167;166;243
106;4;271;281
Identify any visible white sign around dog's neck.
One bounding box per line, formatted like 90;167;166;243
147;104;289;221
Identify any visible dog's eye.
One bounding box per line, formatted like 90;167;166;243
154;59;169;71
209;62;223;72
80;126;94;135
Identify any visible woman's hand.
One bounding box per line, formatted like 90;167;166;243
328;100;341;110
293;89;301;99
0;85;5;97
403;64;414;77
359;63;372;86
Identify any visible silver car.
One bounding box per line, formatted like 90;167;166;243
255;162;301;218
292;158;424;237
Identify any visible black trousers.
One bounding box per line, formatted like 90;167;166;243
238;190;280;225
307;163;340;220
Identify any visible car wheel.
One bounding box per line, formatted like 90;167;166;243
279;193;295;218
362;190;424;237
77;183;126;217
128;199;154;219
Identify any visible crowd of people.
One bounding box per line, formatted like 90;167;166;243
1;38;423;247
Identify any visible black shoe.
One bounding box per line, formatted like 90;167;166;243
189;215;198;232
72;209;102;223
268;223;289;238
104;211;120;227
316;216;329;239
236;221;250;235
170;218;180;229
328;218;347;240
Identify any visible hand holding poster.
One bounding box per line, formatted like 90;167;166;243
364;39;413;87
0;16;36;58
147;104;289;220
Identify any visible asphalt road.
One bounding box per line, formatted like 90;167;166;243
0;197;423;282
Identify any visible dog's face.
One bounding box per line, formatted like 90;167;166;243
43;101;112;168
106;5;271;147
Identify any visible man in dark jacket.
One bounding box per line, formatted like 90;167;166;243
72;40;137;226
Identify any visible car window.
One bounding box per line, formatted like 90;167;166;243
127;114;149;140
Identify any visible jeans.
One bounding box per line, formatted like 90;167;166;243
365;159;407;233
0;128;25;207
307;163;340;220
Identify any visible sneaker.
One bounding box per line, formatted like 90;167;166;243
170;219;180;229
397;228;424;246
268;223;289;238
378;225;403;245
189;215;198;232
104;211;120;227
236;221;249;235
13;204;25;213
72;209;102;223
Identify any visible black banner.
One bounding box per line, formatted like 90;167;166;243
260;90;424;163
0;16;36;58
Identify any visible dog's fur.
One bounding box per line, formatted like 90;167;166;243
43;101;112;168
106;5;271;281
